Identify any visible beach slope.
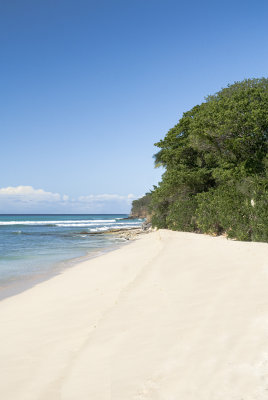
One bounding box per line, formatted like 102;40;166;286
0;230;268;399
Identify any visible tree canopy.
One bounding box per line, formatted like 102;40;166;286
133;78;268;241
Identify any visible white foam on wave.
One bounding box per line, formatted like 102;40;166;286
113;221;141;225
89;227;109;232
89;224;140;232
56;222;142;228
55;223;97;227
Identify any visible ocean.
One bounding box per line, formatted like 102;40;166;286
0;214;143;297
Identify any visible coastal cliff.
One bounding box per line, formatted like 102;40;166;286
130;193;152;220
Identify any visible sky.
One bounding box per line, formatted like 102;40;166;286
1;0;268;213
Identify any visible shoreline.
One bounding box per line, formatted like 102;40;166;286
0;227;148;302
0;243;119;302
1;229;268;399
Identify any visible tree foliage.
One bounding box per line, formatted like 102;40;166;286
142;78;268;241
130;192;152;219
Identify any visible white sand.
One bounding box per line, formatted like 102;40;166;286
0;230;268;399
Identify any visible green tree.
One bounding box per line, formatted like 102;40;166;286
148;78;268;241
130;192;152;219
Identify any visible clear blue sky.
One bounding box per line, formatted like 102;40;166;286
1;0;268;213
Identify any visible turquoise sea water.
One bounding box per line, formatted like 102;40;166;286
0;214;143;296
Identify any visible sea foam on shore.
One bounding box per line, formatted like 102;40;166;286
0;214;143;295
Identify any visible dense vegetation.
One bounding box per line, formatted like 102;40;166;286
131;192;152;219
132;79;268;242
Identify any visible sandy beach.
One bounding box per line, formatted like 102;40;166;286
0;229;268;399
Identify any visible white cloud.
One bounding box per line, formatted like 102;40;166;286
0;186;61;202
0;186;137;213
